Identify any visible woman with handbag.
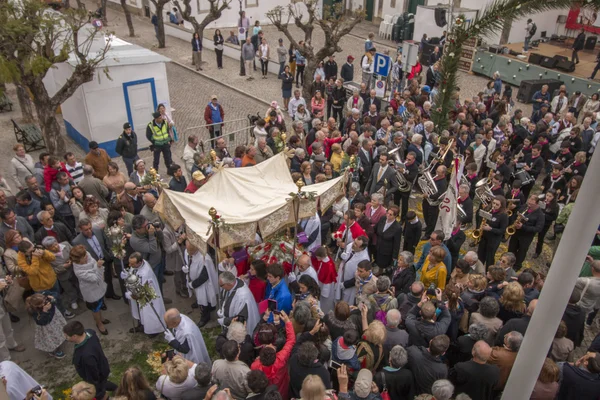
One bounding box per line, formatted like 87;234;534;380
25;293;67;359
214;29;224;69
70;245;110;335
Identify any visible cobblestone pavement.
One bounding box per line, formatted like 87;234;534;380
85;0;533;116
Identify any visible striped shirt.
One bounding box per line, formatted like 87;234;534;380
66;161;84;184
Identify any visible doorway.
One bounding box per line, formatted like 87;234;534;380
122;78;157;148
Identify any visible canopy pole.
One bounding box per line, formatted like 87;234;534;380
208;207;222;310
501;149;600;399
290;179;305;270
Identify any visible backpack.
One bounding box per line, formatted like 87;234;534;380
529;23;537;36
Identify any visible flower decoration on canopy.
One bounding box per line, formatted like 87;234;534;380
288;179;317;201
140;168;165;188
273;132;288;154
455;17;464;26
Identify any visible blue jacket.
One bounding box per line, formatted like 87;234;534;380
494;78;502;95
415;241;452;274
191;38;202;52
265;280;292;315
295;50;306;65
532;90;551;110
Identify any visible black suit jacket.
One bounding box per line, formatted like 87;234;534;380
34;222;74;245
357;148;374;183
458;197;474;225
366;163;398;196
375;218;402;260
72;229;113;262
362;96;381;114
406;144;423;165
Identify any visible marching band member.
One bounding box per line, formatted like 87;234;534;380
457;184;473;226
395;151;419;222
534;189;559;259
506;180;525;223
464;162;479;199
494;153;512;185
507;194;545;271
422;165;448;240
477;196;509;268
521;144;545;199
541;164;566;194
556;140;574;166
563;151;587;180
559;175;583;205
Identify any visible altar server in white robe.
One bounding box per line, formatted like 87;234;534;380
335;235;369;305
163;309;210;364
126;252;166;335
0;360;53;400
300;213;322;253
217;271;259;335
182;242;219;328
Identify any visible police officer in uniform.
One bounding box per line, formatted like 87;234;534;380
146;112;173;171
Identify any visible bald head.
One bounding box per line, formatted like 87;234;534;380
472;340;492;363
297;254;311;271
164;308;181;328
143;193;157;208
125;182;137;191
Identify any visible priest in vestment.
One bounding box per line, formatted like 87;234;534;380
183;242;219;327
126;252;166;336
164;309;210;364
217;271;259;335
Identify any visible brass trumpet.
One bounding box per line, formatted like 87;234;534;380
471;218;487;244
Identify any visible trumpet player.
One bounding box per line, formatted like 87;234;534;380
476;196;509;268
506;180;525;223
395;152;419;222
422;165;448;240
507;194;545;271
521;144;544;198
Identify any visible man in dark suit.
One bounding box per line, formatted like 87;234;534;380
34;210;73;244
72;218;122;301
572;28;586;65
374;205;402;269
403;211;422;255
357;139;374;192
364;153;398;204
406;135;425;166
362;89;381;114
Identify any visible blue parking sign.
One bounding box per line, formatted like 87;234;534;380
374;53;391;77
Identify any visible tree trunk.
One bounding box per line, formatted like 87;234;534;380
16;84;34;122
302;57;318;100
500;18;512;45
101;0;108;24
156;4;166;48
75;0;86;10
120;0;135;36
29;79;65;155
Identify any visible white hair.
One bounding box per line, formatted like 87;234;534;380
386;309;401;328
41;236;58;248
412;133;423;144
295;148;305;157
371;193;383;203
226;322;247;344
520;117;530;125
424;121;434;130
423;101;431;108
465;251;478;263
398;251;413;265
432;380;454;400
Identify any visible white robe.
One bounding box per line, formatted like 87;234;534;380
301;214;322;253
218;279;260;335
173;314;210;365
0;361;53;400
185;250;219;307
129;261;167;334
335;244;370;305
298;266;319;283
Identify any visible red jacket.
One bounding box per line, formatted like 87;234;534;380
312;256;337;285
203;103;225;125
323;136;343;159
251;321;296;400
248;276;267;303
44;163;72;192
364;204;386;245
334;221;367;243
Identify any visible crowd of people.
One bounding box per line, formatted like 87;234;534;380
2;21;600;400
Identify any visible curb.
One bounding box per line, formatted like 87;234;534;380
168;61;273;108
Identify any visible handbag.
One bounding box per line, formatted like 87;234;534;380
379;372;391;400
3;283;25;313
16;274;31;291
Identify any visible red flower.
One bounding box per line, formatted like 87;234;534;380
282;261;293;275
279;243;287;253
215;215;221;219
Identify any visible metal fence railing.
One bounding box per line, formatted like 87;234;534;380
182;117;256;151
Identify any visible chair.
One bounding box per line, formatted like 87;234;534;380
379;14;393;38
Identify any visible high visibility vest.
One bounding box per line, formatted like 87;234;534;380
148;121;169;146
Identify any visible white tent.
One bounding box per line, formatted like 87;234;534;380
155;153;346;253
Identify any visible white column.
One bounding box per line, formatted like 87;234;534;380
501;149;600;399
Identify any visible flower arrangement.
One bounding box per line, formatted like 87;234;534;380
106;223;127;259
341;154;358;173
273;132;287;154
287;179;317;201
140;168;165;187
249;234;305;274
146;351;164;375
332;230;343;241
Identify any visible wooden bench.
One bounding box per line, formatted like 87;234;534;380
12;119;46;152
0;92;12;112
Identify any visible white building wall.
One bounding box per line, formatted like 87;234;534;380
142;0;321;29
